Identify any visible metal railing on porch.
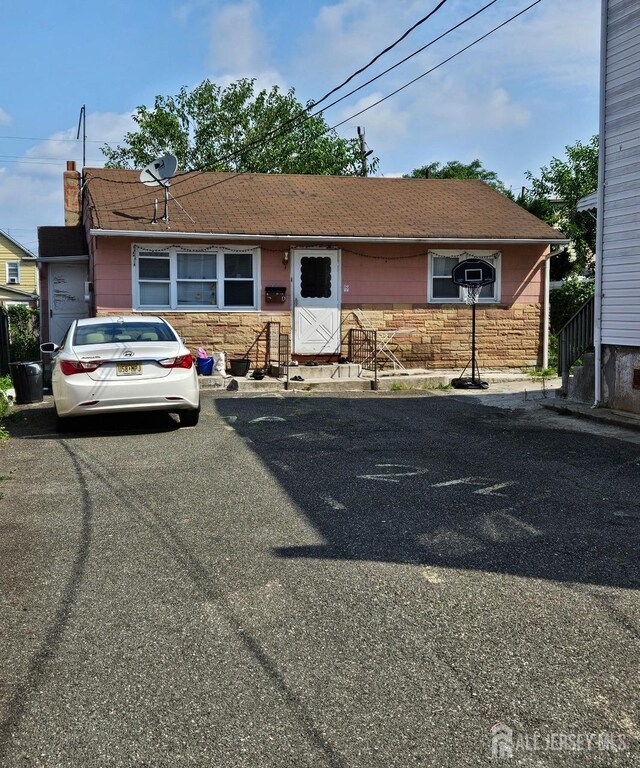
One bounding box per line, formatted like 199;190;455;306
349;328;378;390
557;295;595;394
266;321;290;384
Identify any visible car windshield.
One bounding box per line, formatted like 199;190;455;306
73;322;178;346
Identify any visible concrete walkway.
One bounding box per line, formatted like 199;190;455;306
198;367;550;394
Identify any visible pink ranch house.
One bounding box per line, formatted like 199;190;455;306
38;162;566;373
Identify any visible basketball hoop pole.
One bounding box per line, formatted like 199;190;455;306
452;294;487;389
471;299;478;384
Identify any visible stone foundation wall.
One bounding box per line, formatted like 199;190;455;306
100;310;292;368
99;304;542;369
602;344;640;414
342;304;543;369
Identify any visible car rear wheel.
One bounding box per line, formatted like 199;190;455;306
55;414;75;433
178;409;199;427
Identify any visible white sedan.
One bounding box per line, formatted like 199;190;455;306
41;316;200;431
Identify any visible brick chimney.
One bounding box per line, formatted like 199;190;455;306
63;160;81;226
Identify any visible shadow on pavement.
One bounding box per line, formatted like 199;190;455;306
5;404;180;439
214;393;640;591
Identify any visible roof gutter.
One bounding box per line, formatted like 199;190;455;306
35;255;89;263
89;228;568;246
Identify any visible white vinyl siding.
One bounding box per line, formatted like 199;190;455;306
601;0;640;345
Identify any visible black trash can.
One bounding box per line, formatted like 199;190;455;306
9;360;44;404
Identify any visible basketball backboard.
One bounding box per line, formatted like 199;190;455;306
451;258;495;287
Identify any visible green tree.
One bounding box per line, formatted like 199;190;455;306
549;275;595;333
521;136;599;274
404;159;514;198
102;79;377;176
7;304;40;362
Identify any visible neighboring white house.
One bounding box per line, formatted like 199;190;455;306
592;0;640;413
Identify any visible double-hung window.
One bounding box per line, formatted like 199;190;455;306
6;261;20;284
133;247;259;310
429;250;500;303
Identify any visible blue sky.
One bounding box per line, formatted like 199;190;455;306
0;0;600;253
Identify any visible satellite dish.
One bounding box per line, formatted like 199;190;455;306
139;153;178;187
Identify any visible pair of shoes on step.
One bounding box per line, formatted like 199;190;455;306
291;375;304;381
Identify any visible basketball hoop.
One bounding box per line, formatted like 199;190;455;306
463;284;483;305
450;258;497;390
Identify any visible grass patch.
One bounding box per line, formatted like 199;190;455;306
389;381;452;392
0;375;13;442
522;366;556;380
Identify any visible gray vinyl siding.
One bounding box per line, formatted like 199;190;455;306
601;0;640;346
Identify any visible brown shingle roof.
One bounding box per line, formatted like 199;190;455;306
84;169;566;242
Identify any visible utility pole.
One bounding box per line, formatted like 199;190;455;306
357;126;373;177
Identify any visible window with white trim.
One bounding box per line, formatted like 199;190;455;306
6;261;20;284
428;250;500;303
133;247;259;310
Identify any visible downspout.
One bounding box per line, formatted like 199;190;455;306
543;252;550;369
593;0;608;407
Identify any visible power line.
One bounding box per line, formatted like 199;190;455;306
87;0;496;199
0;156;103;168
307;0;501;119
0;135;104;143
94;1;454;189
110;0;545;213
185;0;495;178
310;0;450;109
330;0;544;131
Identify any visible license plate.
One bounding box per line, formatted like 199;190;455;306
116;363;142;376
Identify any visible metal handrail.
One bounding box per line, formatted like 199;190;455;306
349;328;378;390
557;295;595;393
279;333;290;388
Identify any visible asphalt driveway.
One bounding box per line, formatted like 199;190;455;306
0;392;638;767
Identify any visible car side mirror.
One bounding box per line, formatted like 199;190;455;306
40;342;59;353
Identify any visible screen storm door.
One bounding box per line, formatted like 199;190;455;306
292;249;341;354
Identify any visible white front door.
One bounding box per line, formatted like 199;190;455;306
49;262;89;344
292;249;341;354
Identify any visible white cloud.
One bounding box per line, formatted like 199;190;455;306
8;111;135;180
427;79;531;134
213;69;289;94
0;107;11;126
333;90;409;150
0;111;135;250
299;0;428;89
483;0;601;88
208;0;270;76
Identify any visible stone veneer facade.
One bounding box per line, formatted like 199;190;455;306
102;304;542;370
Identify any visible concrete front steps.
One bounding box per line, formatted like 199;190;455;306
199;365;540;393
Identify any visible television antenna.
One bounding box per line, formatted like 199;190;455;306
139;154;179;225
